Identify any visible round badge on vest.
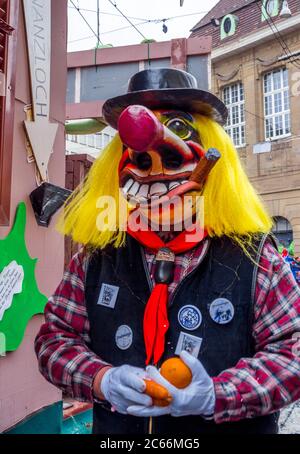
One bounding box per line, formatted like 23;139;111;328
178;305;202;331
209;298;235;325
115;325;133;350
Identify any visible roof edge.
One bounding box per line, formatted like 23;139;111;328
191;0;258;32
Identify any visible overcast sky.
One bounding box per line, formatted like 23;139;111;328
67;0;220;52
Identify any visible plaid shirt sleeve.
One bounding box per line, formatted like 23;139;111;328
213;242;300;423
34;250;110;402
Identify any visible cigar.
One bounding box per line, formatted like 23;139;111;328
189;148;221;187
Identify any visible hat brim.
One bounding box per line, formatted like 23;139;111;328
102;88;228;130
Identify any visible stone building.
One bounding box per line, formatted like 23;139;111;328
191;0;300;254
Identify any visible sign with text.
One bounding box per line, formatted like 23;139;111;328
23;0;58;181
0;261;24;322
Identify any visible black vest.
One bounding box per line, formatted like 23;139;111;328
85;235;279;434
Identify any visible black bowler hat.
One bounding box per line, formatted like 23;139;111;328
102;68;228;130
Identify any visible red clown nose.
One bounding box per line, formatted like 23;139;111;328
118;105;164;152
118;105;195;161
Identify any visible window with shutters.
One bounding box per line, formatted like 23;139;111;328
223;82;246;148
263;68;291;140
0;0;18;225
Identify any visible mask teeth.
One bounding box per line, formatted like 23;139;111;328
122;178;134;195
122;178;196;205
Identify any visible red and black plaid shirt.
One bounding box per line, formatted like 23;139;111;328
35;239;300;423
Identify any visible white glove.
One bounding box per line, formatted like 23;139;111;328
127;351;216;418
100;365;152;415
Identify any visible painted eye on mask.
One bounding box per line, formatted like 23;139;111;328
165;118;193;140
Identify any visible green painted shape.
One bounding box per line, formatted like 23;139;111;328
5;401;62;434
0;202;47;351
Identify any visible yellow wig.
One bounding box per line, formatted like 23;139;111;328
58;115;272;249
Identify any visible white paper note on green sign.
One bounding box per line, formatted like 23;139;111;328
0;261;24;321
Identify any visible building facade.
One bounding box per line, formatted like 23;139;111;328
191;0;300;254
66;126;115;158
0;0;67;433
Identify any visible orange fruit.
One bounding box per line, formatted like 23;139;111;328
143;356;192;405
152;398;171;407
144;379;172;402
144;379;173;407
160;357;192;389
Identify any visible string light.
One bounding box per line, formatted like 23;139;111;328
67;1;209;44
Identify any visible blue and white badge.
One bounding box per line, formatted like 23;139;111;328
209;298;235;325
115;325;133;350
97;283;119;309
178;305;202;331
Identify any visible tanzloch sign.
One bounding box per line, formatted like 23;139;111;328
23;0;58;181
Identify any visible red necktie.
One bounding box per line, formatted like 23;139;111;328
127;226;207;365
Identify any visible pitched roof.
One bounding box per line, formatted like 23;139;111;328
191;0;258;31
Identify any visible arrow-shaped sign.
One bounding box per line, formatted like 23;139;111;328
23;0;58;181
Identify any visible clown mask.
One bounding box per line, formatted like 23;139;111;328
118;105;206;231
